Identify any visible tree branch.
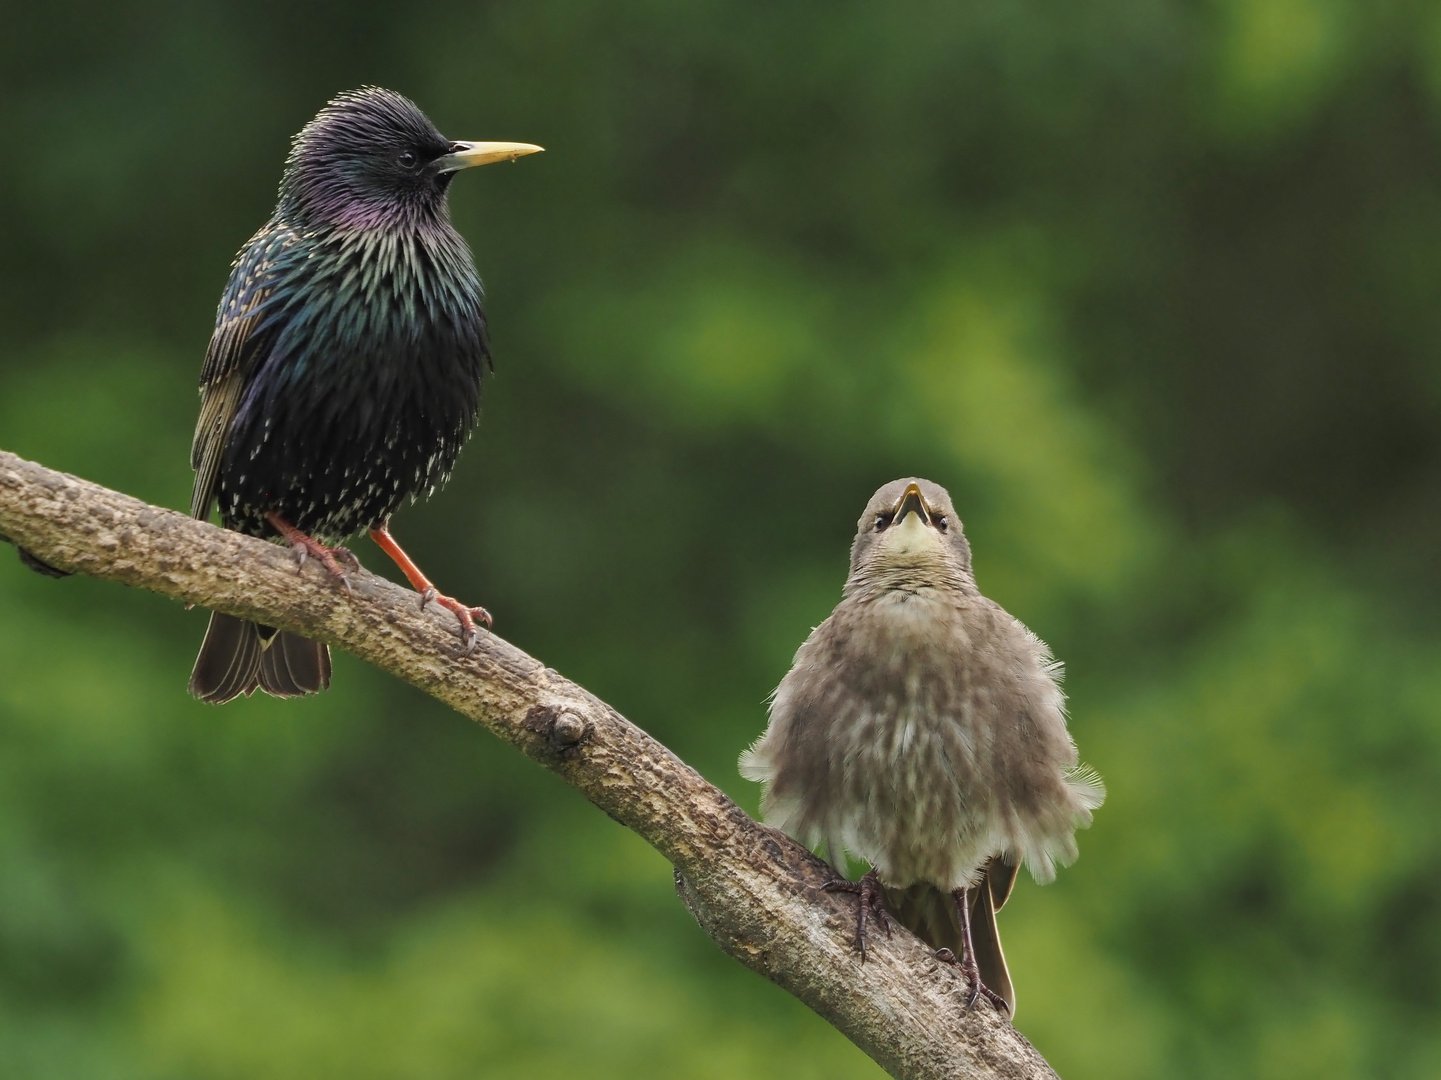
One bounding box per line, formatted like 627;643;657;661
0;448;1059;1080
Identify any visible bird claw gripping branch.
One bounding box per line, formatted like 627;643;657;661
420;587;493;652
935;939;1011;1014
822;869;893;963
369;524;490;651
266;512;357;593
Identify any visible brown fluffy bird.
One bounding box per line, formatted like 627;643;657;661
740;478;1104;1015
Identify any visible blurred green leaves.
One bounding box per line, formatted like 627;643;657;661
905;277;1153;611
1207;0;1360;137
135;869;869;1080
4;1;1441;1078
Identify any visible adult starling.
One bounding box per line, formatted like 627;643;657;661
187;87;541;704
739;478;1104;1015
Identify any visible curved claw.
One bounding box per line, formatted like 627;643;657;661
968;980;1010;1014
303;544;352;590
288;538;353;588
823;869;891;963
422;591;493;646
267;514;355;593
333;546;362;573
935;946;1010;1014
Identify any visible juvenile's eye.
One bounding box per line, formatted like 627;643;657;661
398;151;418;169
874;512;893;531
935;515;948;531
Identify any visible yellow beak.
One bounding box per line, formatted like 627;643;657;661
436;141;545;173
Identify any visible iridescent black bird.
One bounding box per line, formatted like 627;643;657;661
188;87;541;704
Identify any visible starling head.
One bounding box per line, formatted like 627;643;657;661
846;477;974;594
280;86;543;229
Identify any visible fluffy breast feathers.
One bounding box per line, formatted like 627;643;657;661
741;589;1104;890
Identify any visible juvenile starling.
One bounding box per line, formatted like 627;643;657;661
187;87;541;704
740;479;1104;1015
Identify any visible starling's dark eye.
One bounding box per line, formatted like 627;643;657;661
874;512;893;531
398;151;418;169
935;515;948;531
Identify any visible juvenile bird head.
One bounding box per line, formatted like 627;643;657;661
279;86;542;229
845;478;974;595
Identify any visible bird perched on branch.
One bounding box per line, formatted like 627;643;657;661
740;478;1104;1015
187;87;541;704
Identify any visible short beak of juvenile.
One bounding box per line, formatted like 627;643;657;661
435;141;545;173
893;483;932;527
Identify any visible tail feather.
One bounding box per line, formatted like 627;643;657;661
968;872;1014;1014
259;629;332;698
884;856;1017;1016
987;855;1020;913
189;612;263;703
189;613;330;704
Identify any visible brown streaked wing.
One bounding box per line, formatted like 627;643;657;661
189;275;272;521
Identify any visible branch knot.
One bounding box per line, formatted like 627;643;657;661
524;703;591;758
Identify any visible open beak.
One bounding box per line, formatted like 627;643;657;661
893;482;932;527
435;141;545;173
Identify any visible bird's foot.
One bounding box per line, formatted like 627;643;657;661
367;523;491;651
420;588;493;652
934;947;1010;1013
823;868;892;962
331;546;362;572
289;538;358;591
265;513;358;592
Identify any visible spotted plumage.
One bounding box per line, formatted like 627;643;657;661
740;478;1104;1015
188;87;541;704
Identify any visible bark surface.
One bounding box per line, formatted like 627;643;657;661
0;448;1060;1080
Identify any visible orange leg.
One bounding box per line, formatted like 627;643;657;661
266;512;359;590
369;522;492;646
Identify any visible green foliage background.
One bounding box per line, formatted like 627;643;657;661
4;2;1441;1076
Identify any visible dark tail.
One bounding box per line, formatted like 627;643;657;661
188;612;331;704
885;856;1018;1016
